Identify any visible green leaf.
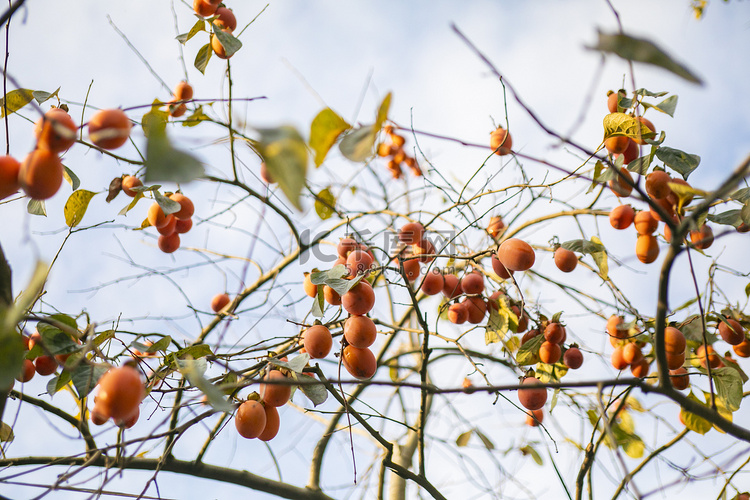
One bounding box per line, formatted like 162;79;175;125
455;430;472;447
742;203;750;226
177;358;233;412
589;31;703;85
63;166;81;191
587;160;604;193
119;192;144;216
212;24;242;58
602;112;654;141
292;370;327;406
256;126;308;211
644;95;678;117
27;199;46;216
309;108;350;167
183;106;210;127
148;336;172;353
655;147;700;179
314;187;336;220
154;190;181;215
0;242;11;311
0;334;25;392
519;445;543;466
165;344;214;368
143;108;205;184
708;210;743;228
621;433;645;459
176;19;205;44
63;190;97;227
560;239;606;255
194;43;212;74
339;125;378;162
712;367;743;412
71;362;109;399
0;89;34;117
47;370;72;395
0;422;14;442
485;307;508;345
731;188;750;203
311;287;324;318
516;334;542;366
375;92;392;129
474;429;495;450
32;87;60;105
633;89;669;98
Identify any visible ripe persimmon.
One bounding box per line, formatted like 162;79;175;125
324;285;341;305
158;233;180;253
121;175;142;197
464;296;487;324
147;203;169;228
609;204;635;230
401;258;420;282
442;274;462;299
342;345;377;379
521;328;540;345
539;341;561;364
669;367;690;390
696;344;721;369
260;162;274;183
260;370;292;407
193;0;218;17
460;271;484;295
18;149;63;200
447;302;468;324
518;377;547;411
347;248;374;276
16;359;35;383
622;343;643;365
544;322;565;344
490;126;513;155
213;6;237;31
689;224;713;250
491;254;513;280
420;269;444;295
635;234;659;264
513;306;529;333
90;407;108;426
235;400;267;439
0;155;21;200
34;108;77;153
611;345;629;370
211;293;231;313
608;167;633;197
497;238;535;271
156;215;177;236
344;315;377;349
526;408;544;427
634;211;658;235
342;280;375;315
666;351;685;370
553;247;577;273
303;325;333;359
607;90;626;113
733;339;750;358
173;81;193;101
303;273;317;298
645;170;671;199
718;318;744;346
487;216;505;239
630;358;650;378
617;137;639;164
169;193;195;220
664;326;686;354
257;404;280;441
563;347;583;369
174;218;193;234
605;136;630;155
34;355;57;376
95;365;144;420
88;109;132;150
337;237;359;258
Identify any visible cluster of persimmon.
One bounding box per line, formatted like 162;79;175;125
607;316;658;380
234;367;294;442
146;193;195;254
14;331;77;384
167;81;194;119
377;125;422;179
0;106;132;202
90;364;146;429
192;0;237;59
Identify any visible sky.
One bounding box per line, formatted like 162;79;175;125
2;0;750;499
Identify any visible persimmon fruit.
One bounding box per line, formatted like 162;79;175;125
718;318;744;346
211;293;231;313
121;176;142;197
211;30;232;59
669;367;690;390
324;285;341;305
156;215;177;236
303;273;317;298
258;404;280;441
34;355;57;376
401;258;420;282
169;193;195;220
420;269;444;295
442;274;462;298
634;211;658;235
689;224;713;250
193;0;217;17
344;315;377;349
608;167;633;197
635;234;659;264
303;325;333;359
605;136;630;155
342;345;377;380
563;347;583;369
0;155;21;200
235;400;267;439
460;271;484;295
491;254;513;280
497;238;535;272
18;149;63;200
342;280;375;315
544;322;565;344
490;126;513;155
486;216;505;239
88;108;132;150
645;170;671;199
464;296;487;324
448;302;468;325
518;377;547;411
260;370;292;407
35;108;76;153
158;233;180;254
664;326;686;354
337;237;359;258
526;408;544;427
412;239;436;263
174;218;193;234
553;247;577;272
95;366;144;420
539;341;561;364
173;81;193;101
16;359;35;383
609;205;635;230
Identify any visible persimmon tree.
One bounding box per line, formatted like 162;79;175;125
1;1;750;499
